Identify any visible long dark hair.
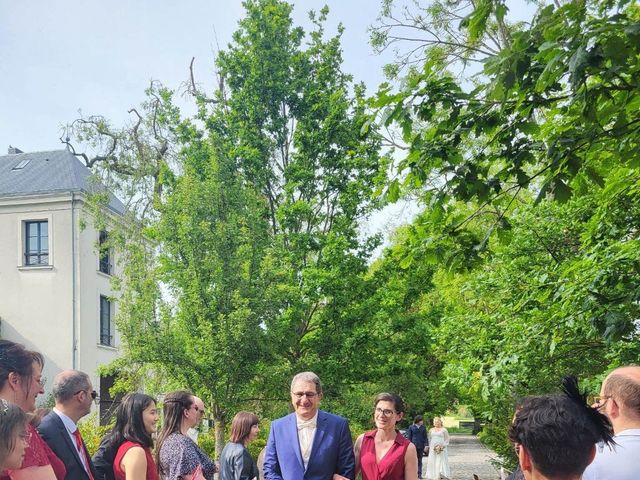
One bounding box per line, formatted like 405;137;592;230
156;390;194;473
106;393;156;450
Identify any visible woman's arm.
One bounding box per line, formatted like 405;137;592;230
120;446;148;480
9;465;57;480
443;429;450;447
404;443;418;480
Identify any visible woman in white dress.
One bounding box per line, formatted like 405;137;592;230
425;417;450;480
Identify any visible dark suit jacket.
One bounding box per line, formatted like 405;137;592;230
38;411;97;480
263;410;355;480
407;423;428;448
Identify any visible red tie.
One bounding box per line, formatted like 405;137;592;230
73;429;94;480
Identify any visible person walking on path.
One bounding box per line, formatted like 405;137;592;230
583;366;640;480
407;415;428;478
425;417;450;480
263;371;355;480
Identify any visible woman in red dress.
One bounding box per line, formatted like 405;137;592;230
102;393;159;480
0;340;66;480
355;393;418;480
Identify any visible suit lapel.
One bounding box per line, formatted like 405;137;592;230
53;412;88;478
307;410;326;470
289;413;305;470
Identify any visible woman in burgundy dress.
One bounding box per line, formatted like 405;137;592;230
355;393;418;480
0;340;66;480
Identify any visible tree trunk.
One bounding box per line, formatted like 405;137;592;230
214;411;226;462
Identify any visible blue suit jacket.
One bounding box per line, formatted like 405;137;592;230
263;410;355;480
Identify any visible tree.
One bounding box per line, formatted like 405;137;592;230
69;0;389;452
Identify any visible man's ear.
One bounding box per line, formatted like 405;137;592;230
609;397;621;419
519;444;533;473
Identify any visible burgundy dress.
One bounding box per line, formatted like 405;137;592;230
113;441;159;480
359;430;411;480
1;424;66;480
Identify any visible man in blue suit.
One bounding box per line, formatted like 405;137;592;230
264;372;355;480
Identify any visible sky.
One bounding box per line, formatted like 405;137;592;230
0;0;535;247
0;0;394;153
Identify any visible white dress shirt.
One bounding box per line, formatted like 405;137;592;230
582;428;640;480
296;412;318;469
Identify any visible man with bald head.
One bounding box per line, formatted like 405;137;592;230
38;370;97;480
583;365;640;480
187;395;206;442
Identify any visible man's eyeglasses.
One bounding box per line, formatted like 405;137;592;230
374;407;397;417
292;391;318;399
74;389;98;400
590;395;611;407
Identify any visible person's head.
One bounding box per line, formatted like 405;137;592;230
290;372;323;420
52;370;94;421
433;417;443;428
30;408;51;428
414;414;423;425
107;393;157;450
373;392;404;430
230;411;260;445
509;376;614;480
192;396;205;425
0;340;45;412
594;365;640;432
0;399;30;470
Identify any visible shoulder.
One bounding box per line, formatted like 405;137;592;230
160;433;194;455
120;442;146;461
36;412;59;432
319;410;348;424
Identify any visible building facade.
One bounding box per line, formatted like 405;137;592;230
0;147;123;416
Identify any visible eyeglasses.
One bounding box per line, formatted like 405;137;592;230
292;391;318;399
192;405;205;414
74;389;98;400
374;407;397;417
591;395;611;407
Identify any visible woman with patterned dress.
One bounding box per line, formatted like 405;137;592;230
355;393;418;480
157;391;217;480
102;393;160;480
425;417;450;480
0;340;66;480
219;411;260;480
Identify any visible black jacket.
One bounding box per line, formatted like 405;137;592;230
407;423;428;448
37;411;97;480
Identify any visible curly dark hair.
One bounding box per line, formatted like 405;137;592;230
508;376;615;478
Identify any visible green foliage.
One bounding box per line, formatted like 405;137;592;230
368;0;640;465
78;413;112;457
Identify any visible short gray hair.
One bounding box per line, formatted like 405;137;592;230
53;370;91;403
290;371;322;394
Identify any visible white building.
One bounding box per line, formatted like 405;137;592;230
0;147;123;420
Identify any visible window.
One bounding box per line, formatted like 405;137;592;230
100;295;114;346
24;220;49;265
99;230;112;275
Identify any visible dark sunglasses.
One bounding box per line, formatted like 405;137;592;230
74;389;98;400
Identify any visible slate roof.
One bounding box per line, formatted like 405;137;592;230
0;149;125;214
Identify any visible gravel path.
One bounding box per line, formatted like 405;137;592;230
419;434;502;480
